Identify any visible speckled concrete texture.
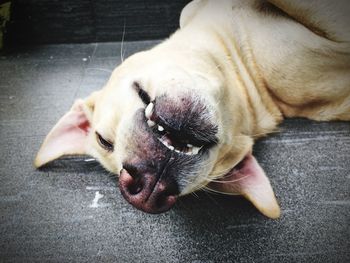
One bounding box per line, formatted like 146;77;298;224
0;41;349;263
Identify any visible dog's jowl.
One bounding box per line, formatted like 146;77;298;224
35;0;350;218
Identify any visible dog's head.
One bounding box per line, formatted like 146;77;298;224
35;44;280;218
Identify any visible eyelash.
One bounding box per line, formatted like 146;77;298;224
96;132;114;152
133;81;151;105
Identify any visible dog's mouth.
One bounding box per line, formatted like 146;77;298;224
142;95;219;155
144;102;206;155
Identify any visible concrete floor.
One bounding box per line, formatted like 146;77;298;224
0;41;349;263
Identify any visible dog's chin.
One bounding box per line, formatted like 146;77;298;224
118;154;250;214
181;153;250;196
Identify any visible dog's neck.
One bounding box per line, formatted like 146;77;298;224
212;27;284;138
156;25;283;139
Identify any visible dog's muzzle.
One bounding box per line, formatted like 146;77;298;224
118;93;218;213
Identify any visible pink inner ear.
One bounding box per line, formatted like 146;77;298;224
34;100;91;167
78;119;91;134
209;153;281;219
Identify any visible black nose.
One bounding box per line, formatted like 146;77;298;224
119;168;178;213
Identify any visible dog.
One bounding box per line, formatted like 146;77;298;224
34;0;350;219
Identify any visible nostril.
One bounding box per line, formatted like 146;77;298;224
155;192;177;211
119;168;144;196
153;182;178;211
128;179;144;195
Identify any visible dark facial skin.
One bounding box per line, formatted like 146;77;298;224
119;92;218;213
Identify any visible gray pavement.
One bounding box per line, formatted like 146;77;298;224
0;41;349;262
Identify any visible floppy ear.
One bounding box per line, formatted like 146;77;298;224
209;153;281;219
34;92;100;168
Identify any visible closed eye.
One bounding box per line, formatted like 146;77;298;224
96;132;114;152
133;81;151;105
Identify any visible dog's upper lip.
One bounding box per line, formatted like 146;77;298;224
143;101;210;155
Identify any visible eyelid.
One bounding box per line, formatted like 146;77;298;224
95;131;114;152
133;81;151;105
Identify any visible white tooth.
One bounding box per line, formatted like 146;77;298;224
147;120;155;127
184;148;193;155
158;125;164;132
158;137;175;151
145;103;154;119
192;146;201;155
159;137;167;145
187;144;193;148
175;150;181;153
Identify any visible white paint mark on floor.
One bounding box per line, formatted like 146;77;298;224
263;136;350;145
318;200;350;206
90;191;104;208
226;224;262;229
86;186;116;191
62;215;94;223
281;209;295;214
318;166;347;171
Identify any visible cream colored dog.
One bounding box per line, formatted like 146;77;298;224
34;0;350;218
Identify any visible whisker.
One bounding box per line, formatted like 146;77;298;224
190;192;200;199
205;174;251;184
202;186;240;196
120;19;126;62
85;68;113;73
208;167;235;177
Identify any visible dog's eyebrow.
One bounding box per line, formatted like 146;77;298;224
133;81;151;105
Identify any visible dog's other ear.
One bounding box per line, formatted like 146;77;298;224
209;153;281;219
34;92;100;168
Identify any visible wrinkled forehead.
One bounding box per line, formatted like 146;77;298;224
91;51;223;129
111;49;221;95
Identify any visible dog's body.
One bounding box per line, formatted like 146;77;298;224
179;0;350;122
35;0;350;218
